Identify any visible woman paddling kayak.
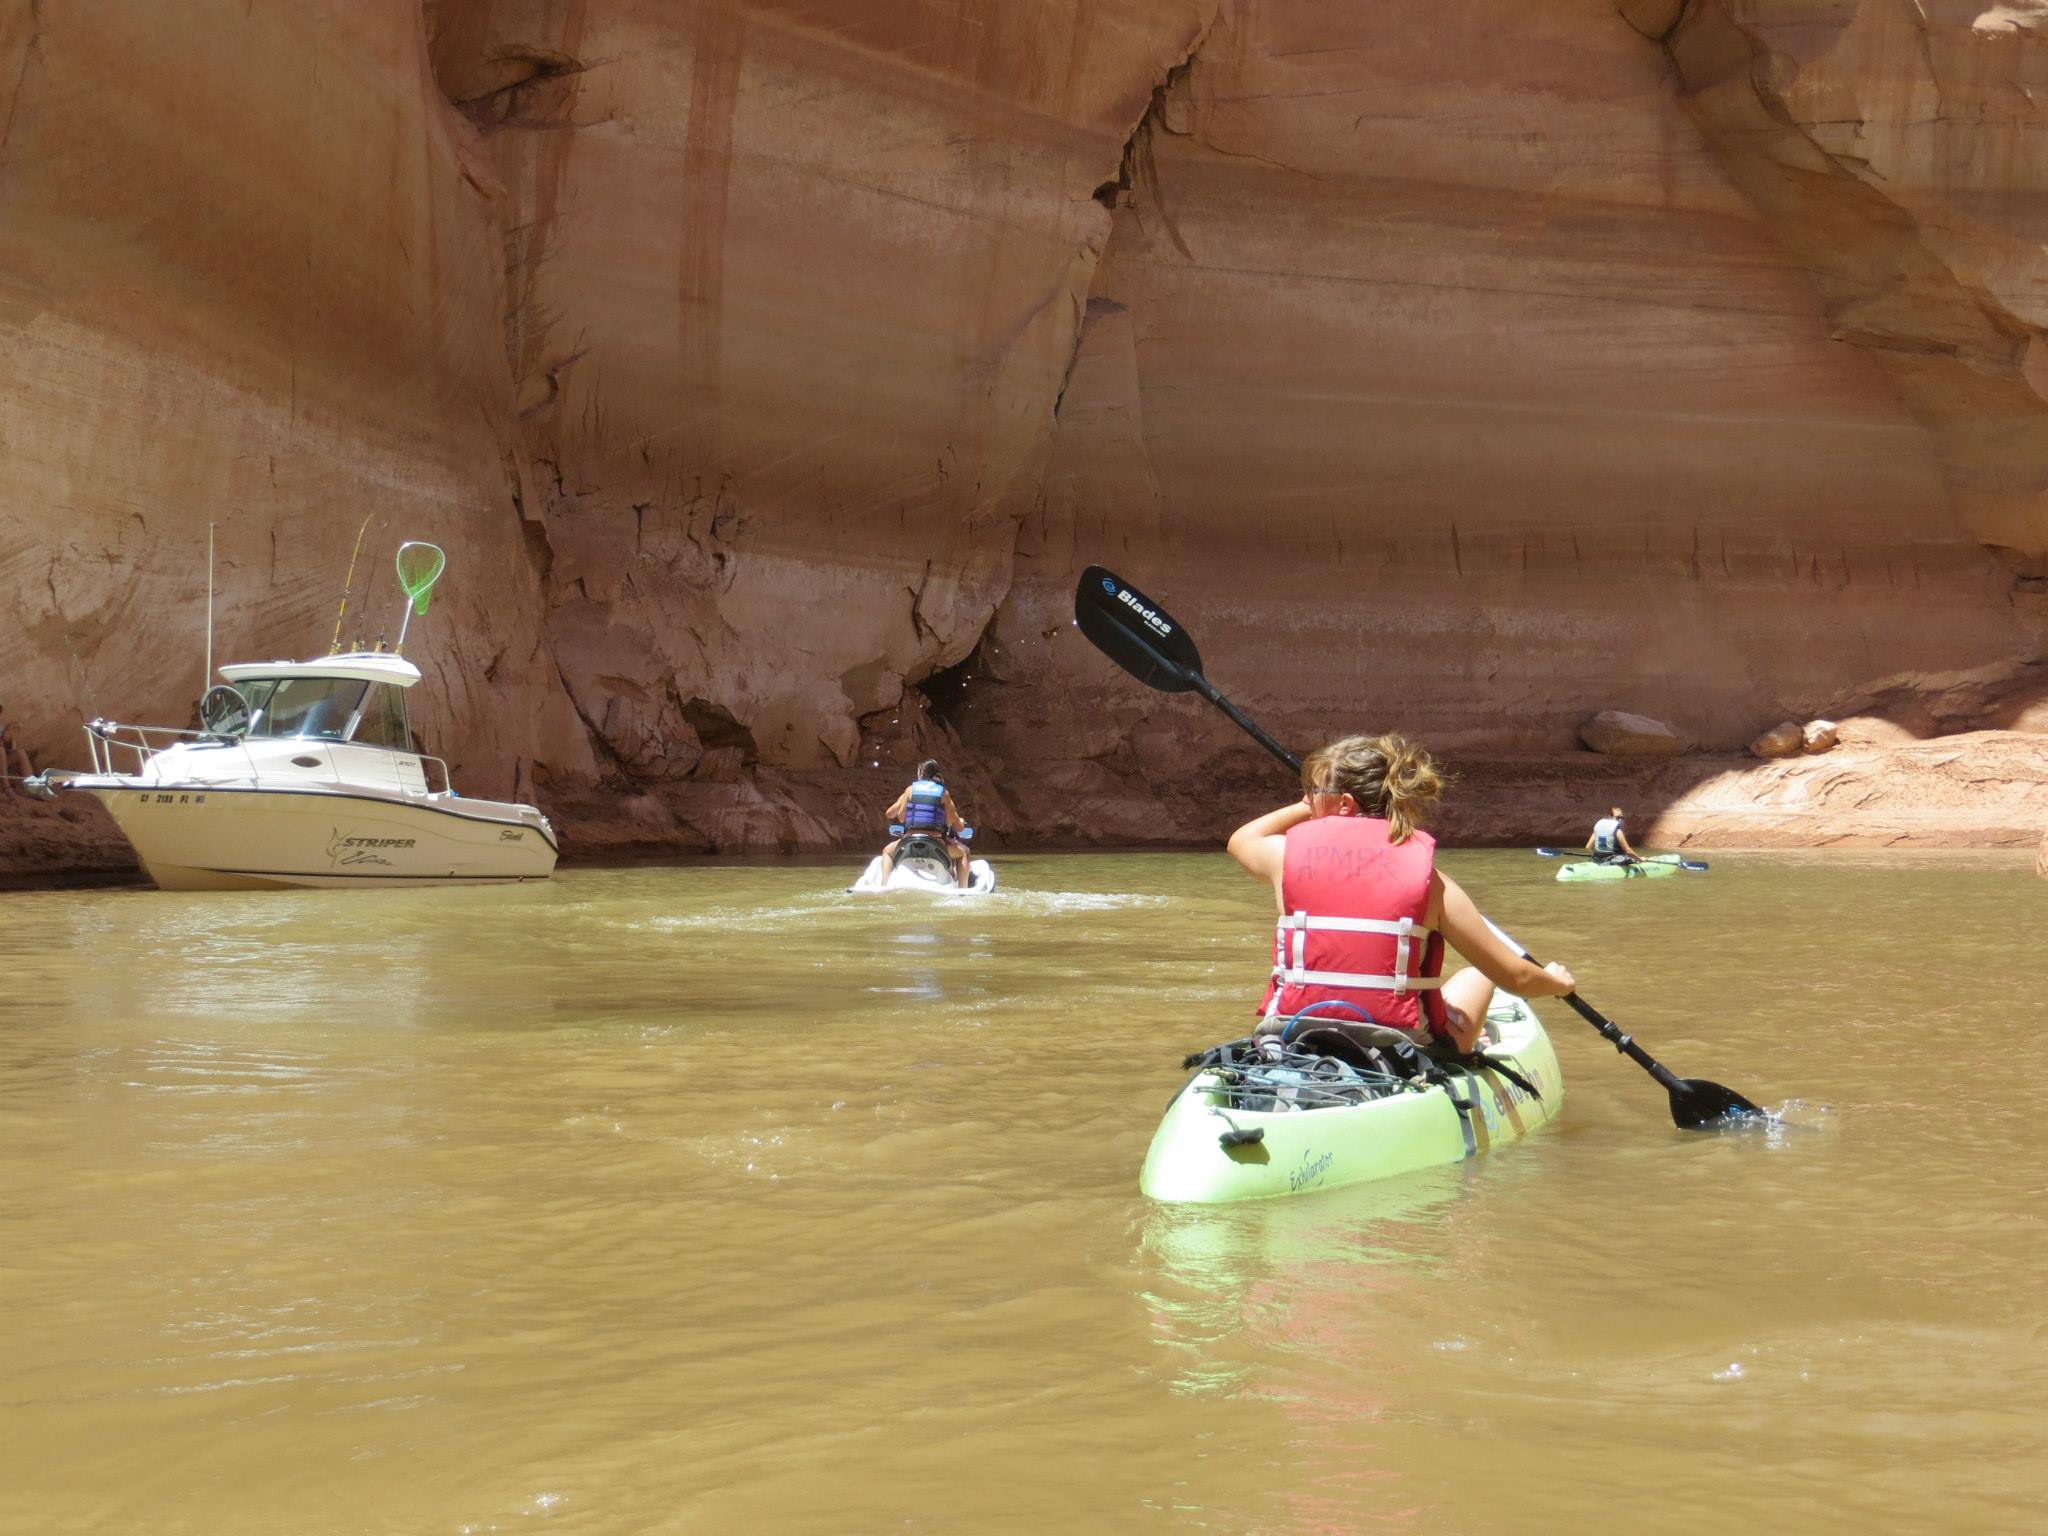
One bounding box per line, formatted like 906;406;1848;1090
1226;734;1577;1053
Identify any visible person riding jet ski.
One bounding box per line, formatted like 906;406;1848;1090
882;758;972;890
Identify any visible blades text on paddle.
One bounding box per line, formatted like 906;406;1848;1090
1074;566;1204;693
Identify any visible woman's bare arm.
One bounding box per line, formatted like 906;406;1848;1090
1226;800;1313;900
1434;872;1575;996
884;789;909;819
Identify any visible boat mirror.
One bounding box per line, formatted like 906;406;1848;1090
198;683;252;740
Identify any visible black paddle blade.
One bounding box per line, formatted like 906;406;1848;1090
1668;1077;1766;1130
1074;566;1205;693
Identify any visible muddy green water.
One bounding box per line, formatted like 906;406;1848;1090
2;851;2044;1533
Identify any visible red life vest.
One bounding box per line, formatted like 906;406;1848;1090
1259;815;1448;1036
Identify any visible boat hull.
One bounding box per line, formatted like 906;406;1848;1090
1556;855;1685;882
84;785;558;890
1139;994;1564;1204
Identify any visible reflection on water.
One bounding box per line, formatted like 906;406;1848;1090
1;850;2044;1531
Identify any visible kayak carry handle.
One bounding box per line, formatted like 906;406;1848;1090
1219;1127;1265;1148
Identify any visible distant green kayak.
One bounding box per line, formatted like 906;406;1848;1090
1555;854;1691;882
1139;993;1563;1204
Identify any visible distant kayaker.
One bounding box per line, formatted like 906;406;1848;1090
1227;733;1576;1054
1584;806;1642;864
882;758;971;890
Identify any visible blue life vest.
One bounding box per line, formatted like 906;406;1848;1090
1591;816;1620;854
902;779;948;833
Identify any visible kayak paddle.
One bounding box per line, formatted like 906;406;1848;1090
1074;566;1303;773
1478;920;1761;1128
1536;847;1710;872
1073;564;1766;1131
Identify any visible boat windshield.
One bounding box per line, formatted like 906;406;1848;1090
239;677;369;741
350;683;412;750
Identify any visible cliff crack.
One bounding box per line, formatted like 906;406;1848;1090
1095;13;1218;249
1072;10;1222;434
0;7;42;161
1053;296;1127;421
907;560;934;642
551;654;630;778
520;346;589;421
1615;1;1694;47
453;48;598;134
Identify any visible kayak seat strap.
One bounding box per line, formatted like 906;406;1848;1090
1453;1052;1543;1101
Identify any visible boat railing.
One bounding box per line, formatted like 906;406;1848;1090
82;718;252;777
81;719;459;795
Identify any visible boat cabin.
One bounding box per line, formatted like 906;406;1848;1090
218;654;420;751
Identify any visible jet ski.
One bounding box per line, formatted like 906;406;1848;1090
849;825;995;895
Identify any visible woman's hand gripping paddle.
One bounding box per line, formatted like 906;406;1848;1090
1073;565;1765;1131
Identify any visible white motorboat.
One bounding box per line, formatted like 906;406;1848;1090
32;543;558;890
848;831;995;896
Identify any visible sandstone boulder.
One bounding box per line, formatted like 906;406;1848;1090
1802;719;1841;754
2038;829;2048;879
1749;721;1804;759
1580;711;1681;756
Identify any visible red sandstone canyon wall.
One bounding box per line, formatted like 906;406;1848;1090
418;0;1220;852
4;1;2044;877
0;1;583;804
984;0;2047;826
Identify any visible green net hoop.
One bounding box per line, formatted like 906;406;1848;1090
396;541;446;616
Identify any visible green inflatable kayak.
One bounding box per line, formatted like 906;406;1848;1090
1139;993;1564;1204
1555;854;1691;882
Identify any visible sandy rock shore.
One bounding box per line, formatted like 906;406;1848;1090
6;724;2043;888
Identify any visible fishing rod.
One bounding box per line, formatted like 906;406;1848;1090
329;515;377;654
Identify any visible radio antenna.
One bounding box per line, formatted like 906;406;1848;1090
329;516;376;654
203;523;216;696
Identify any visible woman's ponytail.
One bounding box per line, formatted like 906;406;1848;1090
1376;734;1444;842
1301;733;1447;842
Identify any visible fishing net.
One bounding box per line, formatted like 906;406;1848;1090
396;541;446;615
